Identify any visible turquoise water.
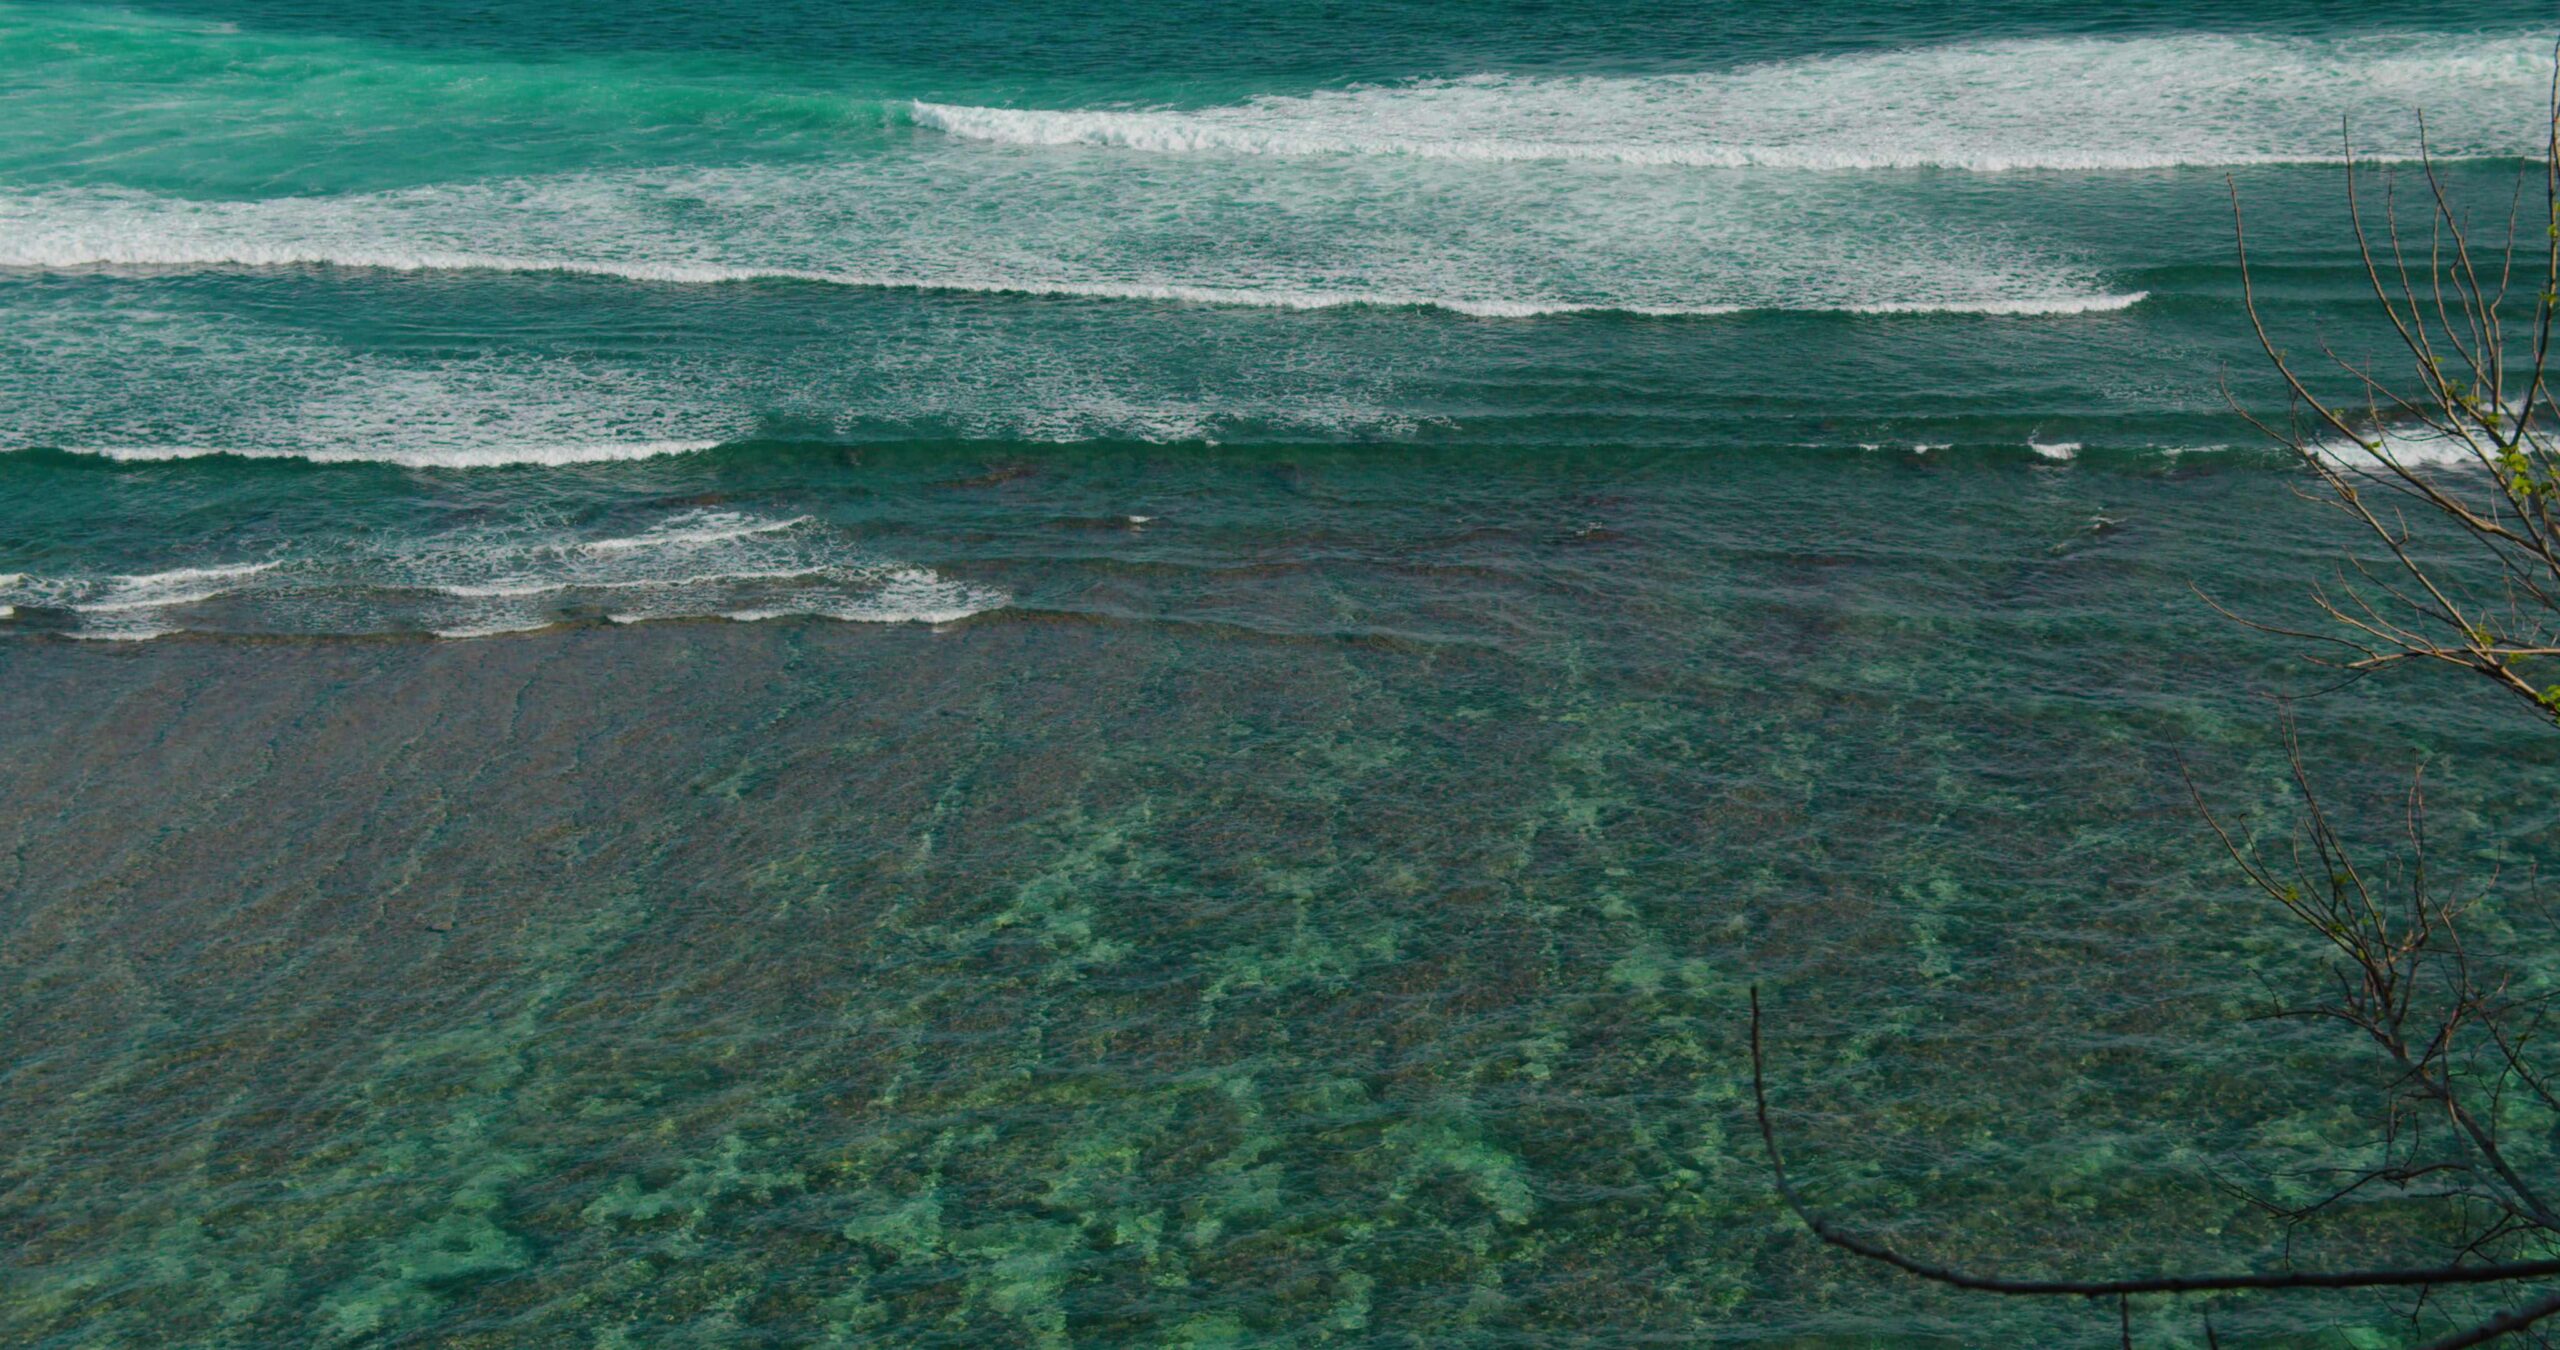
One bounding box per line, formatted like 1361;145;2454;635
5;2;2559;1344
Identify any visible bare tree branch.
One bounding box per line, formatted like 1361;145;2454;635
1748;989;2560;1298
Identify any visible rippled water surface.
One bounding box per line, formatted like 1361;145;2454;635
4;0;2556;1344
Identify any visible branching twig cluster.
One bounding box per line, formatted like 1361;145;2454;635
2192;728;2560;1245
2215;50;2560;720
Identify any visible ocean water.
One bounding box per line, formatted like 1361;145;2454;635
5;1;2559;1344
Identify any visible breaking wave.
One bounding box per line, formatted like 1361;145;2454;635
913;31;2551;172
0;509;1005;640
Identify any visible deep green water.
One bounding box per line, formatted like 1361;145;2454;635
5;1;2560;1345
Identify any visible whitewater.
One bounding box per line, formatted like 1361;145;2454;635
0;509;1006;640
908;31;2552;172
1;10;2548;475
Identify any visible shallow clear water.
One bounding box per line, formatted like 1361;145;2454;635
4;1;2556;1345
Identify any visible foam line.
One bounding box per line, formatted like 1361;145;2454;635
0;243;2144;318
31;441;726;468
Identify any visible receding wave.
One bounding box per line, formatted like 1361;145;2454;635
912;32;2550;172
0;509;1005;640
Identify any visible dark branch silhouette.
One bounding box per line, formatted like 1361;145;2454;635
1749;990;2560;1298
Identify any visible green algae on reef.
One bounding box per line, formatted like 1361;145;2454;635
4;450;2556;1345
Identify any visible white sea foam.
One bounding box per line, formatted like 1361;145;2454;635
914;32;2549;172
0;286;752;467
1;558;279;637
66;628;173;642
2029;440;2082;461
434;567;829;598
0;237;2143;318
0;303;1426;464
858;566;1011;624
59;560;281;614
430;619;560;640
0;153;2142;465
0;510;1007;640
604;565;1000;627
576;514;812;554
2309;421;2541;470
74;595;225;613
108;561;279;586
10;30;2314;471
0;122;2141;329
65;440;723;468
